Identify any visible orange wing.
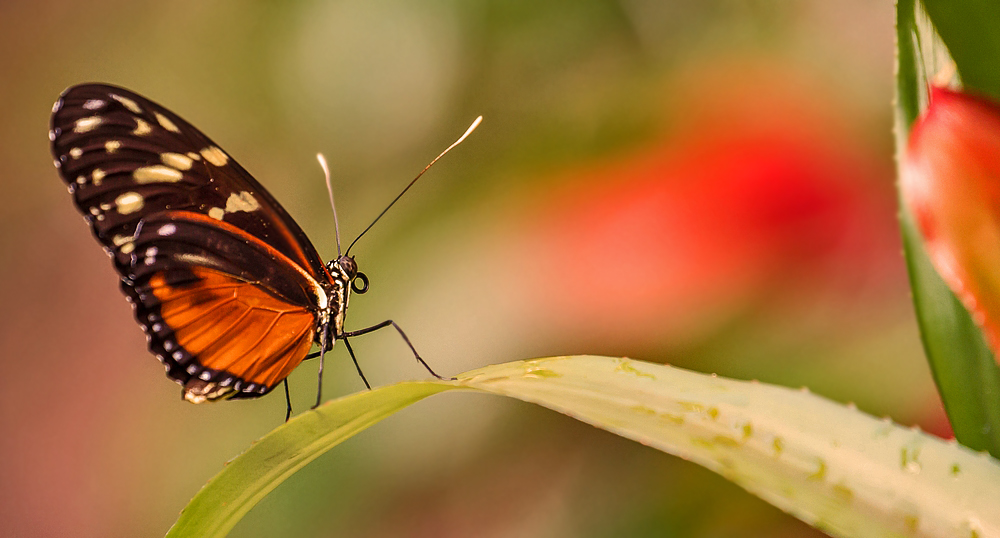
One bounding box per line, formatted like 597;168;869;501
123;211;332;402
148;267;316;402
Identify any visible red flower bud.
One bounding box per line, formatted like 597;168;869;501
901;86;1000;352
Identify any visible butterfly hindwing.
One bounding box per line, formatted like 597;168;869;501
125;212;322;399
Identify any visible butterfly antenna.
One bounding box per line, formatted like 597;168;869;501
317;153;343;257
345;116;483;256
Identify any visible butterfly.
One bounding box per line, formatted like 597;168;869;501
50;83;475;417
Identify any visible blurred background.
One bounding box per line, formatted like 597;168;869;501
0;0;944;536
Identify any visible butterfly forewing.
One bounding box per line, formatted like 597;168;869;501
50;83;328;277
50;83;339;400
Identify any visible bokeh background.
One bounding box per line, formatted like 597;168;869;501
0;1;945;536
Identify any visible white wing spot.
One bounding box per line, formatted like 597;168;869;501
134;165;183;183
186;364;198;374
225;191;259;213
83;99;106;110
145;247;158;257
53;159;61;169
164;341;175;351
115;192;145;214
155;112;180;133
69;147;83;159
133;118;152;136
105;140;122;154
76;175;87;185
89;207;100;216
99;203;112;211
199;371;212;381
200;146;228;166
158;223;177;236
111;94;143;114
160;152;194;170
187;151;201;161
48;130;56;142
73;116;102;133
208;207;225;220
92;168;106;186
52;98;63;113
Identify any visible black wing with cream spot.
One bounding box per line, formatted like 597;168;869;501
49;83;329;278
49;83;335;400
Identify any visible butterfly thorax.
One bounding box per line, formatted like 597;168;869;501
320;255;358;343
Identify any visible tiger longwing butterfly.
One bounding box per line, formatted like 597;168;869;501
50;83;475;414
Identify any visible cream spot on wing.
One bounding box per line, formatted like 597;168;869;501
154;112;180;133
52;99;63;113
208;207;225;220
99;203;112;211
112;235;135;254
133;118;152;136
69;147;83;159
187;151;201;161
225;191;259;213
111;94;143;114
73;116;102;133
48;130;56;142
105;140;121;154
200;146;228;166
76;175;86;185
83;99;105;110
160;152;193;170
134;165;183;183
115;192;144;214
158;223;176;236
92;168;105;185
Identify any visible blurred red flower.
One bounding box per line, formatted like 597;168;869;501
516;69;899;349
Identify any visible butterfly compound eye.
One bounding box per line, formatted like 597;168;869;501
336;255;357;279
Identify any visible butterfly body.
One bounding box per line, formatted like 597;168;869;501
50;83;356;402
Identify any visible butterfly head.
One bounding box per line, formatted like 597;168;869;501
329;255;369;294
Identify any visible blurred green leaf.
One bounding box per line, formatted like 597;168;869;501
921;0;1000;100
895;0;1000;456
169;356;1000;538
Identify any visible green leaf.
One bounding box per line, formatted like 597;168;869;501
168;357;1000;538
166;381;454;538
895;0;1000;455
921;0;1000;100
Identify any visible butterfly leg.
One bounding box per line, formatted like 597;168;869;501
284;379;292;422
314;325;330;409
342;337;372;389
342;320;451;380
